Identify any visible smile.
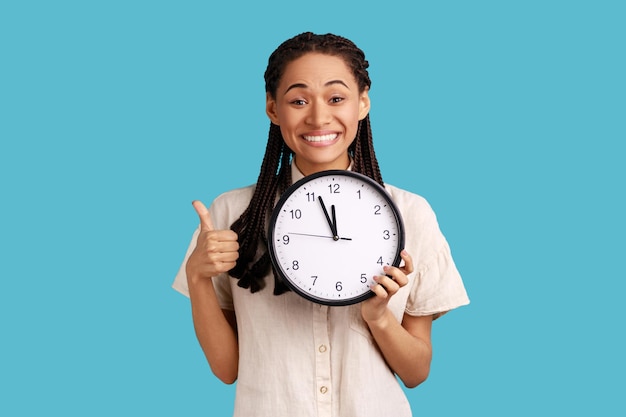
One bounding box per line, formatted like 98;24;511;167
303;133;338;143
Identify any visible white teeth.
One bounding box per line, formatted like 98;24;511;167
303;134;338;142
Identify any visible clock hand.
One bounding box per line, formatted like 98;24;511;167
331;204;338;238
317;196;339;240
288;232;352;241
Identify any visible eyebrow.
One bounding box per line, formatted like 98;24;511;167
283;80;350;95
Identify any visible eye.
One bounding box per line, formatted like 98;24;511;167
290;99;307;106
330;96;344;104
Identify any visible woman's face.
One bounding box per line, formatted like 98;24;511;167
266;53;370;176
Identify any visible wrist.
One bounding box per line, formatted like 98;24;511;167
186;267;214;287
363;309;393;331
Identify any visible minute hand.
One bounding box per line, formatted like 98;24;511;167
317;196;339;240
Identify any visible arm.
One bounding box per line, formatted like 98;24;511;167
186;201;240;384
361;250;433;388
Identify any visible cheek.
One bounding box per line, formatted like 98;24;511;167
276;108;300;130
279;126;292;142
339;106;361;129
278;121;300;146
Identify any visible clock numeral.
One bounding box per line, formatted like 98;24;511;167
360;274;367;283
311;275;318;285
282;235;290;245
328;183;340;194
374;205;381;215
290;209;302;219
383;230;390;240
306;192;316;202
376;256;384;265
292;260;300;270
335;281;343;292
356;189;361;200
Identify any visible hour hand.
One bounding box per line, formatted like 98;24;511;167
317;196;338;240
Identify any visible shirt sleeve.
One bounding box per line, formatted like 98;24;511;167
172;227;198;297
405;240;469;317
396;190;469;318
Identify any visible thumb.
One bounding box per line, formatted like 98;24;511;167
192;200;215;231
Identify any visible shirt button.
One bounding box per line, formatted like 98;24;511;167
318;345;327;353
320;386;328;394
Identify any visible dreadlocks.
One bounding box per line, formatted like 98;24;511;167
229;32;384;294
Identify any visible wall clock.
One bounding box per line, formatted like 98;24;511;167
268;170;405;306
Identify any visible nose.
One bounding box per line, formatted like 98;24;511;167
305;101;331;127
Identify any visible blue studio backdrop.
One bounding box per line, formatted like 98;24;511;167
1;1;624;416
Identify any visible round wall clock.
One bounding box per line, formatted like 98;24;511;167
268;170;405;306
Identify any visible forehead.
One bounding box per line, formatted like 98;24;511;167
279;53;356;88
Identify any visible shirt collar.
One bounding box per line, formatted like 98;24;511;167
290;162;306;184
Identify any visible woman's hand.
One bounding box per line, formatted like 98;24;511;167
360;250;431;387
361;250;414;325
186;200;240;283
185;201;240;384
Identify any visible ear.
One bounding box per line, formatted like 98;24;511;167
358;87;371;121
266;92;280;125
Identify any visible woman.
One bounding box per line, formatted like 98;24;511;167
173;32;469;417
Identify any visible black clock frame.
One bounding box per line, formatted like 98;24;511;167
268;170;406;306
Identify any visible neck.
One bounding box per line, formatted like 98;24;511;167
294;155;351;176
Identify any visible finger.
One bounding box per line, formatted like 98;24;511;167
192;200;215;231
203;234;240;253
207;249;240;264
375;274;401;294
399;249;414;275
370;280;389;299
383;265;408;287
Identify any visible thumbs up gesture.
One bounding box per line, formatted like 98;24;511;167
185;200;240;282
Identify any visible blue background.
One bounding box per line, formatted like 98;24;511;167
1;0;624;415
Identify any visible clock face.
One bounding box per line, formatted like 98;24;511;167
268;170;405;306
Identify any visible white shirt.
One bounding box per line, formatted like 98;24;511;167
173;164;469;417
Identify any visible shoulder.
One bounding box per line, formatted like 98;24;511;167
384;183;436;227
208;184;256;229
384;183;448;257
212;183;256;206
